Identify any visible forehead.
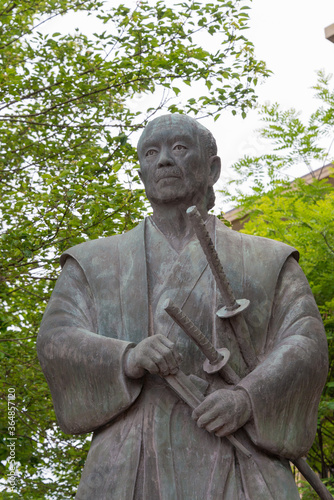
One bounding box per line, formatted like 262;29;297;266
138;116;200;152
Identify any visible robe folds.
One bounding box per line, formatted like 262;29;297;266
37;216;328;500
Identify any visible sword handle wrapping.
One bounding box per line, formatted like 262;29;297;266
187;205;257;371
187;206;238;311
164;299;221;364
164;299;240;383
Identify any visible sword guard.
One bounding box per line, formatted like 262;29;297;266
203;348;230;374
216;298;250;319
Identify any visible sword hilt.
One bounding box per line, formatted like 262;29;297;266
186;206;256;370
187;206;238;311
164;299;230;373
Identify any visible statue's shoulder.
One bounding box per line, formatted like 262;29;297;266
60;220;145;268
215;217;299;262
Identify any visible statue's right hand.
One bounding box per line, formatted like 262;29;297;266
124;334;182;379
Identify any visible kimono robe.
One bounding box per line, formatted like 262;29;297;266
37;216;328;499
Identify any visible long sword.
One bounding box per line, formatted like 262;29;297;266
186;205;257;370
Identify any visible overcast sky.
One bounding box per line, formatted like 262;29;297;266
208;0;334;186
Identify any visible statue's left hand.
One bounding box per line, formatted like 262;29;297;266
192;389;252;437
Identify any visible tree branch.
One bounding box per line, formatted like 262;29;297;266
321;231;334;255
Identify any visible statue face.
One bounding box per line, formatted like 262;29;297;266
138;116;214;207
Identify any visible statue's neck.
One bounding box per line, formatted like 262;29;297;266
151;203;208;253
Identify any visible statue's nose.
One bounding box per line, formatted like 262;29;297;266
157;148;175;167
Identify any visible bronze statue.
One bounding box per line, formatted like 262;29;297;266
37;114;329;499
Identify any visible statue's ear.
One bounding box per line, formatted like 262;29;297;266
208;156;221;186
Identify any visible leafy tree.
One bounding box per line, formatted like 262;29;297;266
222;71;334;496
0;0;269;497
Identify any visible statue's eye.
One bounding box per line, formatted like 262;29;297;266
173;144;187;151
146;149;157;157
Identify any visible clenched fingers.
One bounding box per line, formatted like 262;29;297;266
153;336;182;375
192;389;252;437
125;334;182;378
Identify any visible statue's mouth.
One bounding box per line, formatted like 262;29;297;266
155;168;182;181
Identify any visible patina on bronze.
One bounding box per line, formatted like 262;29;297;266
37;113;329;499
163;298;235;378
168;207;333;500
187;205;256;371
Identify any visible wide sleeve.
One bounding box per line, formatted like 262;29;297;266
37;256;143;435
237;256;328;459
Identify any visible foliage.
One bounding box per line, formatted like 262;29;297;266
0;0;269;497
222;71;334;494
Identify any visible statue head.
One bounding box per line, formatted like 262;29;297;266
137;114;221;211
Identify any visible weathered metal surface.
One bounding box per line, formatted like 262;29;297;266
163;370;252;458
37;113;329;500
164;298;229;366
187;205;239;311
187;205;257;370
